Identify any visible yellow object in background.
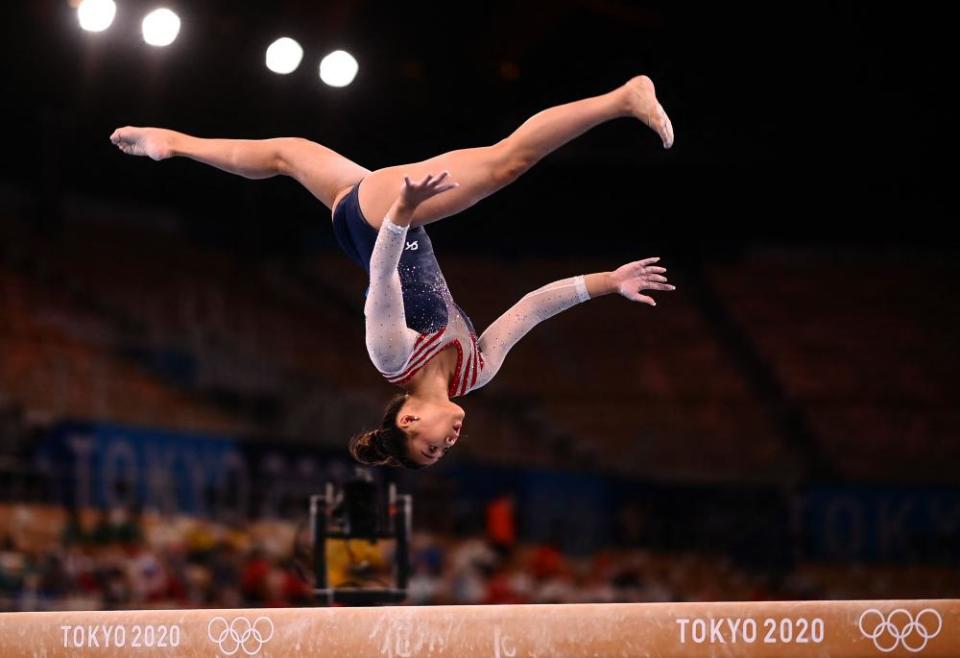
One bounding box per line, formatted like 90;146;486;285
325;538;389;587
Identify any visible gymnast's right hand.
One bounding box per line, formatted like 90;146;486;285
611;257;674;306
109;126;175;161
399;171;459;209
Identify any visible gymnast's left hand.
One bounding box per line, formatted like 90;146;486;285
611;257;675;306
399;171;460;208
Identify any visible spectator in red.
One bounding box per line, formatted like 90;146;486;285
528;543;564;581
484;566;526;604
485;494;516;559
240;548;271;603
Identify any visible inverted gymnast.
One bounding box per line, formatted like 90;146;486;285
111;75;676;469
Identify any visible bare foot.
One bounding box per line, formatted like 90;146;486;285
622;75;674;149
109;126;176;161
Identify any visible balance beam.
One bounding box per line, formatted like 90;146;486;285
0;599;955;657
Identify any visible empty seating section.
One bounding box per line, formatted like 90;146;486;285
708;255;958;482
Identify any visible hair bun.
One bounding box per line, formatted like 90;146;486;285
348;430;391;465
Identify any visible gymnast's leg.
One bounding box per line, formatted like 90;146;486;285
357;75;674;229
109;128;369;211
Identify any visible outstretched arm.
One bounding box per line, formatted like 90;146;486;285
474;258;674;388
365;172;460;373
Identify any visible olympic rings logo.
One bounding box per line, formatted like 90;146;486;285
207;616;275;656
858;608;942;653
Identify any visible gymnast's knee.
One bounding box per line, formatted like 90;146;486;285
490;140;536;186
273;137;312;177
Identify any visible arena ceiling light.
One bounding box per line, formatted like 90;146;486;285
319;50;358;88
142;8;181;47
265;37;304;75
76;0;117;33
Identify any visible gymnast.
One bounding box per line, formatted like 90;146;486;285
110;75;676;469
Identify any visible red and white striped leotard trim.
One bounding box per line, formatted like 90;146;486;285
378;316;486;398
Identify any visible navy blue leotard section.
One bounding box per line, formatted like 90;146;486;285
331;182;473;336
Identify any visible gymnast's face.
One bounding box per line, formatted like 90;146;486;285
397;398;464;466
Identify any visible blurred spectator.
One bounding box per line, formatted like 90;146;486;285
240;547;271;604
485;494;516;558
448;538;497;604
407;534;446;605
60;507;87;547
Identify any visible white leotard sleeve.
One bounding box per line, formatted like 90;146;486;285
364;218;421;373
474;275;591;389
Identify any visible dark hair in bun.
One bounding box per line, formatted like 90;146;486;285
348;394;426;469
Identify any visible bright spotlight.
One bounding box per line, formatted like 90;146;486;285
77;0;117;33
319;50;358;88
265;37;303;75
142;8;181;47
